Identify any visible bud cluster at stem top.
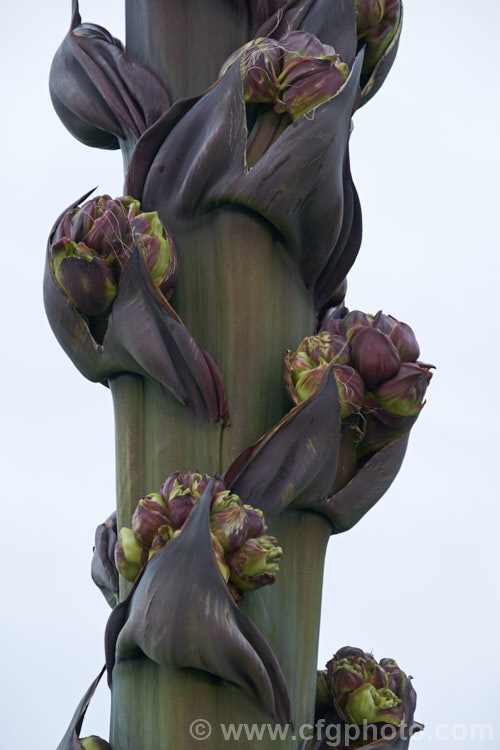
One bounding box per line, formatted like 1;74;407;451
320;646;416;735
50;194;176;323
114;471;282;603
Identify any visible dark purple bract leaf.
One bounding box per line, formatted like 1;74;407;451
91;511;119;608
50;0;170;149
224;365;341;523
56;667;107;750
313;162;362;311
311;433;409;533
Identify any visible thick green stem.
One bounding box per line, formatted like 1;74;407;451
110;6;332;748
125;0;250;100
111;375;223;518
112;663;290;749
110;214;320;748
170;208;312;468
240;511;332;736
110;374;146;526
110;373;146;600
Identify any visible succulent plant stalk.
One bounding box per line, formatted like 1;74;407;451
107;166;317;749
48;2;417;749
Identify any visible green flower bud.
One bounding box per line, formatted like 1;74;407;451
325;646;411;730
346;683;403;726
120;195;142;219
210;491;250;552
298;332;351;367
350;326;401;388
50;238;119;317
294;363;330;402
160;471;208;528
114;527;144;582
159;472;231;532
374;362;432;417
80;737;111;750
289;351;316;383
285;331;351;404
320;310;348;338
243;505;268;539
343;310;374;341
241;37;283;103
149;523;174;558
280;30;333;60
211;532;230;582
362;0;402;75
128;209;175;293
372;311;420;361
330;662;366;696
285;328;363;419
380;657;409;697
78;196;130;259
279;59;349;121
355;0;385;38
227;535;282;591
131;492;169;549
389;321;420;362
292;362;365;417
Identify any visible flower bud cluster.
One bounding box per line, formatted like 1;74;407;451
224;30;349;122
114;472;282;602
320;646;415;732
50;194;176;321
285;304;433;475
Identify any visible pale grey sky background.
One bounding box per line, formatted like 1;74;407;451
1;1;499;747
